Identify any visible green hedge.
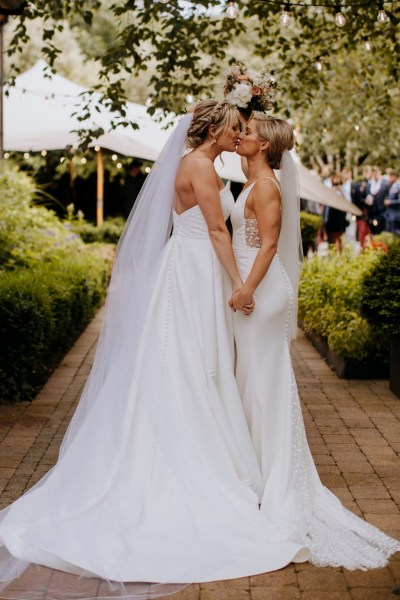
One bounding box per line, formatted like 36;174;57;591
70;217;125;244
298;248;389;363
0;247;110;403
360;241;400;336
300;211;323;252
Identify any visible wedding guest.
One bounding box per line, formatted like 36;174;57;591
353;165;372;248
365;166;390;234
324;173;348;254
384;170;400;233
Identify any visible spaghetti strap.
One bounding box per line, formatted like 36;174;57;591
251;176;280;191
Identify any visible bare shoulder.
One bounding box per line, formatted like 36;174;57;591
251;177;281;207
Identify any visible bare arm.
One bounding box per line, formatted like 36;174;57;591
191;159;243;291
230;180;281;310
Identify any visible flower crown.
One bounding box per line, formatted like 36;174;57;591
223;62;279;114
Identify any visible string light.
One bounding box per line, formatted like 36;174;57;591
111;154;118;161
226;2;239;19
159;0;169;4
186;94;194;104
365;40;371;50
80;157;87;164
334;6;347;27
145;166;151;173
4;152;9;159
354;124;360;131
60;157;66;163
41;150;47;156
281;2;291;24
116;162;123;169
94;145;101;152
315;58;322;71
377;2;390;22
23;152;30;159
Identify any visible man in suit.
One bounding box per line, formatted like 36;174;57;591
384;170;400;233
365;166;390;234
352;165;372;248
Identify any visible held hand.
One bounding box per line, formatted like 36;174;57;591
229;288;255;313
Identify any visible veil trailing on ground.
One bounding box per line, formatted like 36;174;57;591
277;150;303;341
0;114;193;600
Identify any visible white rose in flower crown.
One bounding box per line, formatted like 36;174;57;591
225;82;253;108
246;70;260;82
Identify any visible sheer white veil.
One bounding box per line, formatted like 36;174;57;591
277;150;303;341
60;112;193;452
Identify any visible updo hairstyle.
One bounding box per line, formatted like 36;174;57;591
186;100;238;149
252;113;294;169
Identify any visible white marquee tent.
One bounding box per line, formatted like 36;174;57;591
4;60;361;223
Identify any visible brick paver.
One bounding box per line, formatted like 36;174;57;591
0;309;399;600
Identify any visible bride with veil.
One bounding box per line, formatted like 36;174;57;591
0;99;309;600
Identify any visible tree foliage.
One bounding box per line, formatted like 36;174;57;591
3;0;400;161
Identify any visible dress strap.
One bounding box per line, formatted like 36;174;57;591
249;176;280;191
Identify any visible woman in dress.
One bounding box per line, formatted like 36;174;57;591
230;111;400;569
0;100;309;600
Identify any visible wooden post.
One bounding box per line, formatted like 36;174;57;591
96;148;104;227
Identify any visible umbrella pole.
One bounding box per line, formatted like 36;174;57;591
96;148;104;227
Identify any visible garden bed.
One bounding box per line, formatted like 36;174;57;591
299;321;389;379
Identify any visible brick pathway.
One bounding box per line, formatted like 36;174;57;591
0;309;399;600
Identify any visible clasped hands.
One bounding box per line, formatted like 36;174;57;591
229;287;255;315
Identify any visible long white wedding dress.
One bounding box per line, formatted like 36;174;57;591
231;177;400;570
0;180;309;600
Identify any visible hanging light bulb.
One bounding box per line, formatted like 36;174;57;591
315;59;322;71
377;2;390;23
334;6;346;27
281;2;291;25
186;94;194;104
41;150;47;157
81;157;87;164
226;2;239;19
94;145;100;152
365;40;371;50
354;124;360;131
4;152;9;159
23;152;30;159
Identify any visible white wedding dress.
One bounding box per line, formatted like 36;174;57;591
231;178;400;570
0;184;309;600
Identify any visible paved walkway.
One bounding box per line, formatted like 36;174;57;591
0;309;399;600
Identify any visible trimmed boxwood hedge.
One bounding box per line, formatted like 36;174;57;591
298;247;389;365
360;241;400;336
0;248;110;403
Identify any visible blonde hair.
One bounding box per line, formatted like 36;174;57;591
252;113;294;169
186;100;238;149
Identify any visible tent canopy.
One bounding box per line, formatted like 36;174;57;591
4;60;361;215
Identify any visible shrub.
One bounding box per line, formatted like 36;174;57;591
0;246;110;403
360;241;400;337
298;247;389;362
0;166;83;270
70;217;125;244
300;211;323;253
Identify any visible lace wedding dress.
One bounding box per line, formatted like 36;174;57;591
0;180;309;600
231;177;400;571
